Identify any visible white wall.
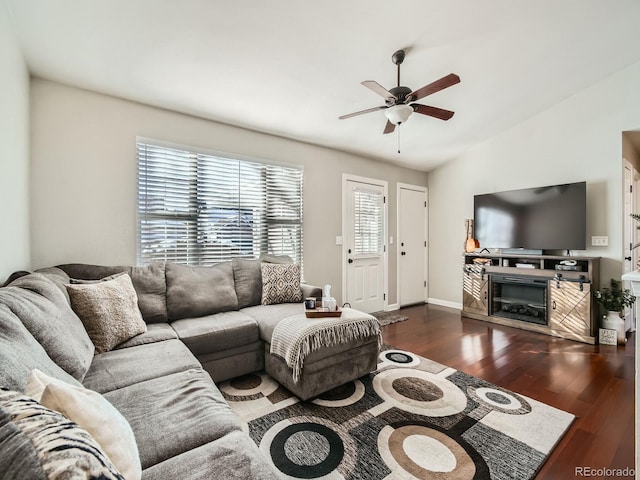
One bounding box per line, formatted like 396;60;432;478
29;79;427;305
0;1;30;281
428;61;640;306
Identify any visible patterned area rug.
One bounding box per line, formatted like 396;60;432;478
220;346;574;479
371;311;409;327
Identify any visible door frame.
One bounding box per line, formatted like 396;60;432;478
342;174;389;311
623;158;639;332
397;183;429;307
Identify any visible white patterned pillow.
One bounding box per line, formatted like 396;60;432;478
26;369;142;480
261;263;303;305
0;388;124;480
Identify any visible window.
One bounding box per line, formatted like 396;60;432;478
137;141;303;266
353;188;383;257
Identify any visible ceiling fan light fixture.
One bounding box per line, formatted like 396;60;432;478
384;104;413;125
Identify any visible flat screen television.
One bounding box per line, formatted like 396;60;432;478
473;181;586;251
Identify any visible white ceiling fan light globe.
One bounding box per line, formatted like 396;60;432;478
384;104;413;125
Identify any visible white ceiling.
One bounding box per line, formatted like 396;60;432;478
6;0;640;171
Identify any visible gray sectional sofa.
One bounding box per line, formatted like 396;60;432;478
0;257;332;479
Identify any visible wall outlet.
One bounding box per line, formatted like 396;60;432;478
591;236;608;246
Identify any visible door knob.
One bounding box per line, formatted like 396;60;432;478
625;256;632;261
348;258;353;264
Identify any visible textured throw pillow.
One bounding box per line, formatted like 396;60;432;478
0;388;125;480
66;273;147;354
26;369;142;480
261;263;303;305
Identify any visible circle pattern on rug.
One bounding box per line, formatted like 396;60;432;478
374;368;467;417
219;372;280;398
270;423;344;478
312;379;365;408
378;424;477;479
392;377;444;402
468;386;532;414
378;349;421;369
230;374;262;390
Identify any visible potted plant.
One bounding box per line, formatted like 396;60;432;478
594;278;634;344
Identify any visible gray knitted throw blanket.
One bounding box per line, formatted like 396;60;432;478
270;308;382;383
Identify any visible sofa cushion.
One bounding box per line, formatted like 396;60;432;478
142;430;280;480
33;267;71;302
166;262;238;320
57;263;168;324
104;369;241;469
66;274;148;354
114;323;178;350
259;253;293;264
0;304;82;392
171;311;259;356
241;302;306;342
82;338;200;394
128;263;167;323
260;263;303;305
26;369;141;480
0;273;94;381
0;388;125;480
232;258;263;309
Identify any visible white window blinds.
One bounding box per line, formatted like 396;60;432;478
353;188;383;256
137;142;303;266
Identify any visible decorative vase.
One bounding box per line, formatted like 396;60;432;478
601;311;626;344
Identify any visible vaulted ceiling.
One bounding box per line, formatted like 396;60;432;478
6;0;640;170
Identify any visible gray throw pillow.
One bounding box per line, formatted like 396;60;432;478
128;263;168;323
232;258;263;309
66;274;147;354
0;388;125;480
261;263;303;305
165;262;239;320
0;273;95;381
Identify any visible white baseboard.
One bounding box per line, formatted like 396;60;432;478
427;298;462;310
385;303;400;312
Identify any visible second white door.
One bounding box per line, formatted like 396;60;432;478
399;184;427;306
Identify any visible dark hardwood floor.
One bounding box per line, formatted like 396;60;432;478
382;303;636;480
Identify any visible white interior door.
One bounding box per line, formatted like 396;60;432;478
398;185;428;306
344;179;386;313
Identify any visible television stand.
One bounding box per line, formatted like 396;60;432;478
462;252;600;344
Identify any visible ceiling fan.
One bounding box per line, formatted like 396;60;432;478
339;49;460;135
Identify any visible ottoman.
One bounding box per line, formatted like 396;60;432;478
264;308;382;400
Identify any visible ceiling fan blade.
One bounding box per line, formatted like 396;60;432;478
361;80;396;101
413;104;455;121
383;120;395;134
409;73;460;101
338;105;387;120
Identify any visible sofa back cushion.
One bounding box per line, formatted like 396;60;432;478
165;262;238;321
0;274;94;382
0;303;82;392
232;258;262;309
232;255;294;309
57;263;168;323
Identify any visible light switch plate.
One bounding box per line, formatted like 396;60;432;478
335;236;343;246
592;236;608;246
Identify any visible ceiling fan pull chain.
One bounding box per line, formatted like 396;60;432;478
397;127;401;154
